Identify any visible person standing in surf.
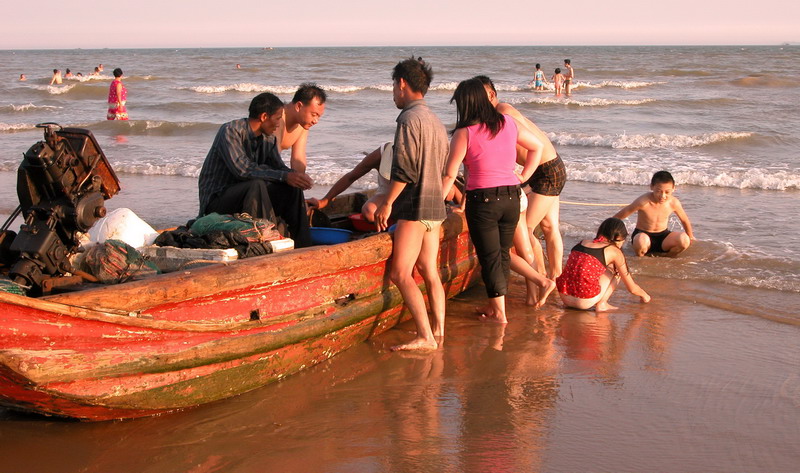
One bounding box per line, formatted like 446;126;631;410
107;68;128;120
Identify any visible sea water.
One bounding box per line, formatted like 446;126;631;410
1;45;798;309
2;46;800;472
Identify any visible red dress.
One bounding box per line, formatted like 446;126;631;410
107;78;128;120
556;242;609;298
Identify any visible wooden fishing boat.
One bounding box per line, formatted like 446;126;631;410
0;125;480;421
0;191;479;421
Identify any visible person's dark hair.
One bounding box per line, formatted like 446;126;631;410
651;170;675;186
451;78;505;137
291;82;326;105
564;59;571;65
53;69;58;74
392;56;433;95
555;68;561;74
248;92;284;118
66;68;71;74
113;68;123;78
596;217;628;242
472;75;497;94
535;63;541;69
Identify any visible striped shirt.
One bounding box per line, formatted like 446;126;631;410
198;118;289;215
391;100;448;221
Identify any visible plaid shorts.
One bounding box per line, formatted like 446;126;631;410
525;154;566;196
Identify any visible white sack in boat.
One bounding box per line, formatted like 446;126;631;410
87;208;160;248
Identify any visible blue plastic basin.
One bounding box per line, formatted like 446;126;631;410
310;227;353;245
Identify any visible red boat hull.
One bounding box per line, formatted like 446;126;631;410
0;212;478;420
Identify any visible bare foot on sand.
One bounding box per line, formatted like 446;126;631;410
595;302;618;313
534;279;557;309
391;337;438;351
478;313;508;324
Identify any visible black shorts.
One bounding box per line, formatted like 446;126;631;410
631;228;670;253
525;155;566;196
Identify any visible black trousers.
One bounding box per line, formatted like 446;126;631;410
464;185;520;298
206;179;312;248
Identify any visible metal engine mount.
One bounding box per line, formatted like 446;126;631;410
2;123;120;295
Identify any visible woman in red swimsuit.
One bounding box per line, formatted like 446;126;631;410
557;218;651;312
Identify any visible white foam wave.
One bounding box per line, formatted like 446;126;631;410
0;123;36;132
549;131;752;149
3;103;61;112
186;83;300;94
511;96;656;107
578;80;666;89
29;84;76;95
566;167;800;191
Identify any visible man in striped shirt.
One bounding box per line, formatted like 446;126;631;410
198;92;313;247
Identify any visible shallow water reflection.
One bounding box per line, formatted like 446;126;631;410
2;281;799;473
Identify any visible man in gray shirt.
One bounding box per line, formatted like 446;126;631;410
198;93;313;247
375;57;448;351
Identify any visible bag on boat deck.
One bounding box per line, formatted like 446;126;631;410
189;213;282;243
154;213;282;259
80;239;160;284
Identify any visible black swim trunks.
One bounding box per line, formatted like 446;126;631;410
525;154;566;196
631;228;671;254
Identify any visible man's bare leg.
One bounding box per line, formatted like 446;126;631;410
415;224;446;339
389;220;438;351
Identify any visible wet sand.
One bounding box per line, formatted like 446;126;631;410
2;274;798;473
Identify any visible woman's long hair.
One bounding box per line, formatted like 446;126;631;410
451;78;504;137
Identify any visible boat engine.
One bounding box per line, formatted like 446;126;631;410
1;123;120;295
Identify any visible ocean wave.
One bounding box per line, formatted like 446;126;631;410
565;167;800;191
185;83;301;94
549;131;753;149
577;80;667;89
76;120;220;136
28;84;77;95
729;74;800;88
0;122;36;133
1;103;62;112
511;96;656;107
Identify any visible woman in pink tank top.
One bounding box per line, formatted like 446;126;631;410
442;78;551;323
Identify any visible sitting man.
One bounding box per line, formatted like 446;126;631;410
276;83;327;173
198;92;313;247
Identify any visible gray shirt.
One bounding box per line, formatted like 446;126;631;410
391;99;448;221
198;118;290;215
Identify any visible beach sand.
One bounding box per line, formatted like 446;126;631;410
1;272;798;472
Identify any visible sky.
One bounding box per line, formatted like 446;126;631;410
1;0;797;49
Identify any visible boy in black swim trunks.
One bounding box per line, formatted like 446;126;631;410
613;171;695;257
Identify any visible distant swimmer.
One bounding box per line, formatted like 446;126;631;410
90;67;101;77
64;68;74;78
19;74;26;81
236;64;241;69
98;64;104;72
563;59;574;96
49;69;62;85
529;63;548;91
613;171;695;257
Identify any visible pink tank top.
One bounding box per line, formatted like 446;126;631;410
463;115;519;190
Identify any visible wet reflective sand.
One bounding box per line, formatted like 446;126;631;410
2;276;799;473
